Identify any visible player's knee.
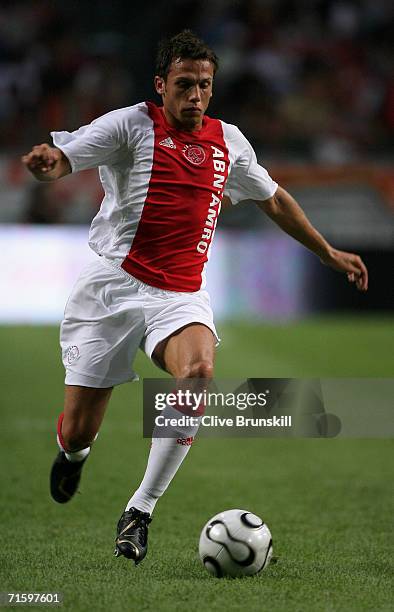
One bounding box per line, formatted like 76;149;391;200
180;360;213;379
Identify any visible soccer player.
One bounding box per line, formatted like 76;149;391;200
22;30;368;565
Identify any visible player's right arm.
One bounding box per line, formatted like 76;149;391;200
22;106;141;181
22;144;71;181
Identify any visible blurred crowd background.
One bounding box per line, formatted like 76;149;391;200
1;0;392;160
0;0;393;319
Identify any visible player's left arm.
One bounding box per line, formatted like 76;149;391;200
256;185;368;292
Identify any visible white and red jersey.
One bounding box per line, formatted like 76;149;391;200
52;102;277;292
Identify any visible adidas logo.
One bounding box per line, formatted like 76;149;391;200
176;436;194;446
159;137;176;149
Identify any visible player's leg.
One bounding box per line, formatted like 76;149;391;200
115;323;215;563
127;323;215;512
154;322;215;378
51;256;145;504
61;384;113;451
50;385;113;503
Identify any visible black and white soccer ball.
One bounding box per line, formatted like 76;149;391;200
199;509;273;578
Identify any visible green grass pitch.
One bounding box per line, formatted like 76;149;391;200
0;317;393;611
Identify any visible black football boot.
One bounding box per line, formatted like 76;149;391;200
114;507;152;565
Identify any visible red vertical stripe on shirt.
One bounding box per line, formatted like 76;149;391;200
121;103;229;292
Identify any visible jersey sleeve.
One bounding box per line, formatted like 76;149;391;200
50;110;130;173
224;127;278;204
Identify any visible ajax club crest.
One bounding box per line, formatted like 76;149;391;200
66;345;80;364
182;144;206;165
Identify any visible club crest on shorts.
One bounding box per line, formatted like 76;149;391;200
182;144;206;165
66;345;80;364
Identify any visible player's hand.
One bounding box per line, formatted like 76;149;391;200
21;144;64;180
321;248;368;291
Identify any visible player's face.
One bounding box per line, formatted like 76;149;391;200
155;58;214;131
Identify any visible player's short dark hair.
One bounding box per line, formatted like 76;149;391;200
156;30;219;79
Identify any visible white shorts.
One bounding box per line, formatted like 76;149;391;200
60;256;219;387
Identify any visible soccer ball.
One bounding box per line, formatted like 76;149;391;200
199;509;273;578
